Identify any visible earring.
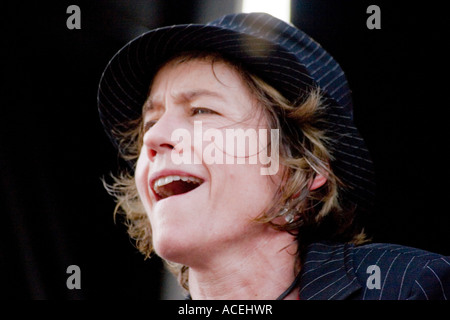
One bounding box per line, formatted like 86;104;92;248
279;205;296;224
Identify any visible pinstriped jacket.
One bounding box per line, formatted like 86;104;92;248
298;242;450;300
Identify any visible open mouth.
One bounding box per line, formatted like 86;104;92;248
152;175;204;200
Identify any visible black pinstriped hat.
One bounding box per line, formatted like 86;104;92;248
98;12;375;212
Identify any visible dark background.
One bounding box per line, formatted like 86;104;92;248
1;1;448;299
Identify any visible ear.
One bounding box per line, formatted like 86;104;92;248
309;173;327;191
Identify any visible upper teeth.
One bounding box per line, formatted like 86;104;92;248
153;175;202;189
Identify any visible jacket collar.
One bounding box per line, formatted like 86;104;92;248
298;242;362;300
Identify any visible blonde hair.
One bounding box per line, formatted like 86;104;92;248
103;52;366;291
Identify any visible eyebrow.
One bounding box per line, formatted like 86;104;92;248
143;89;226;113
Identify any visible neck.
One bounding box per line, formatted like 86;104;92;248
188;229;300;300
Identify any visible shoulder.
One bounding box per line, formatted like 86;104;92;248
300;242;450;300
349;242;450;300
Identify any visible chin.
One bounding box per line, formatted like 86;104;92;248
152;230;198;265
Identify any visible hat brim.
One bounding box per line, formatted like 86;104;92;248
98;24;317;136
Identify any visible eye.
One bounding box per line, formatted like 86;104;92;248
143;120;157;132
191;107;218;116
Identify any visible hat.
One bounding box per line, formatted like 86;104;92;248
98;12;375;212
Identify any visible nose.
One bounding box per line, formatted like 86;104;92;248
142;113;179;162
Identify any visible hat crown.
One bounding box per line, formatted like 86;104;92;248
206;12;352;112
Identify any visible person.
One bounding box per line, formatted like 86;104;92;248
97;12;450;300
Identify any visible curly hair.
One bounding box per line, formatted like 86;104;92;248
103;51;367;291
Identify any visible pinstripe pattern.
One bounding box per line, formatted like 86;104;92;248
299;242;450;300
97;12;376;213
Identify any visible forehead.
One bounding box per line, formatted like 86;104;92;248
145;56;255;108
153;56;241;89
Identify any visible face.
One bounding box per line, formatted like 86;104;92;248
135;58;282;268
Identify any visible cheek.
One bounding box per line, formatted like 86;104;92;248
210;163;279;219
135;151;150;207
